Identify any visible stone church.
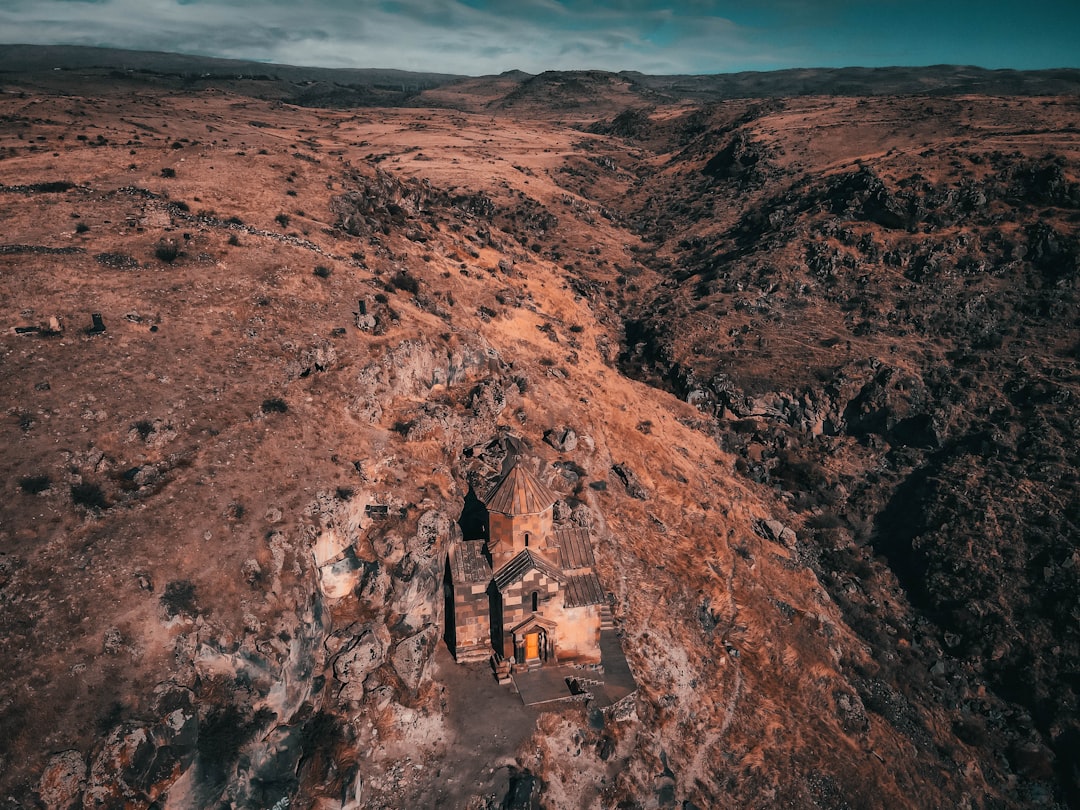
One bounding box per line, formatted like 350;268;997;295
445;458;605;669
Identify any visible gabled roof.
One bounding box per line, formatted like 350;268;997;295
449;540;491;585
564;572;606;608
511;613;558;635
554;526;595;571
484;459;558;516
493;549;565;591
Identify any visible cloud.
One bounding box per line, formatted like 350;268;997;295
0;0;780;74
5;0;1070;74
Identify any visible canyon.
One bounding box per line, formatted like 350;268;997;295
1;49;1078;808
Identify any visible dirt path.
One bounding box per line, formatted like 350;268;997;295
408;644;546;807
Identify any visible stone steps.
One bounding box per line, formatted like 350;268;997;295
600;602;615;630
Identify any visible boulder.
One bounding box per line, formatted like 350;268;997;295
319;547;366;599
611;463;648;500
390;625;440;693
38;750;86;810
543;425;578;452
333;626;389;701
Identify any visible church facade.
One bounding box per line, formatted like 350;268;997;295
445;458;604;669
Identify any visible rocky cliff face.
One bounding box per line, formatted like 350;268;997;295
0;62;1077;809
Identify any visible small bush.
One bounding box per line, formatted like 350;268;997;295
71;482;109;510
154;239;180;263
391;270;420;294
261;397;288;414
29;181;75;192
275;213;290;228
19;474;51;494
227;233;241;246
75;222;90;234
313;265;331;279
161;579;198;617
160;167;176;178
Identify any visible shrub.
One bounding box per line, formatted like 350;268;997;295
313;264;331;278
227;233;240;246
75;222;90;234
160;167;176;178
391;270;419;294
275;213;290;228
71;482;109;510
154;239;179;263
19;474;51;494
261;397;288;414
161;580;198;617
29;181;75;192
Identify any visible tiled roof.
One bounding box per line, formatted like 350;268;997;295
449;540;491;585
564;572;606;608
484;459;558;516
492;549;565;591
554;526;595;571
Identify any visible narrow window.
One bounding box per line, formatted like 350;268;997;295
524;532;530;547
532;591;539;612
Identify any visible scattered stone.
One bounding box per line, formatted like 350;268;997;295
753;517;796;546
543;425;578;452
611;463;648;500
102;627;125;655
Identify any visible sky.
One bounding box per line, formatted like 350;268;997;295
1;0;1078;77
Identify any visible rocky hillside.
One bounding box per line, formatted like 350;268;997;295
0;54;1076;809
586;94;1080;806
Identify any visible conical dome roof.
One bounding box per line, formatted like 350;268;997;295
484;459;557;516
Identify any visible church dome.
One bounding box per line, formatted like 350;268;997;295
484;459;558;516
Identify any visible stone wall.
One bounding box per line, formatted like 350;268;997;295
451;581;491;663
499;569;561;659
488;510;553;570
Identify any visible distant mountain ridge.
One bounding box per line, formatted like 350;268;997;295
2;44;1079;109
0;44;465;88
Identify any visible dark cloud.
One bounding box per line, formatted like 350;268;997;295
0;0;1075;75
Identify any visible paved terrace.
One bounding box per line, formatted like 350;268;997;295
511;630;637;707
